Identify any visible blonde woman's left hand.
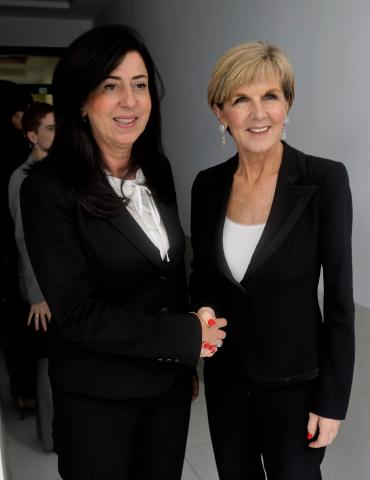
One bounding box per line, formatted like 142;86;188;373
307;412;341;448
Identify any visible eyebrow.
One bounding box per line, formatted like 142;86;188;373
106;74;148;80
232;88;281;97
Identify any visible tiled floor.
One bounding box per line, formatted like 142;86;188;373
3;304;368;480
1;366;219;480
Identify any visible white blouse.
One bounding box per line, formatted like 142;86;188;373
223;217;265;282
106;168;170;262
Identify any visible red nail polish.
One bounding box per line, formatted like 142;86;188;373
208;319;216;326
307;433;313;440
203;343;210;349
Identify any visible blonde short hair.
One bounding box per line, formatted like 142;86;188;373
207;41;295;109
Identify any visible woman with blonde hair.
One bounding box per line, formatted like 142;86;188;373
190;41;354;479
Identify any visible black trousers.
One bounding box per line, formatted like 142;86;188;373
205;367;325;480
53;372;192;480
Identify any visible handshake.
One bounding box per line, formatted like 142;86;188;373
195;307;227;358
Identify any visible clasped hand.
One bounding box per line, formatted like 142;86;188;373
196;307;227;358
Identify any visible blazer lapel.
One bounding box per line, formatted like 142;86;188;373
106;201;184;272
243;143;317;281
211;156;246;288
156;201;185;270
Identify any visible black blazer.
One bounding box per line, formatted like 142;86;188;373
21;161;201;400
190;142;354;419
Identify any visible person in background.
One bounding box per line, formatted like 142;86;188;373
0;81;32;309
0;80;33;411
190;41;354;479
0;81;32;244
8;102;55;447
21;25;226;480
9;102;55;331
0;80;32;177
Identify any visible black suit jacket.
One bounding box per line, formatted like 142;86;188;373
190;142;354;419
21;161;201;400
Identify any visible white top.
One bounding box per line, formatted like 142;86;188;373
223;217;265;282
106;168;170;262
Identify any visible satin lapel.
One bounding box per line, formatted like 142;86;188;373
212;156;245;288
243;144;317;281
106;207;167;271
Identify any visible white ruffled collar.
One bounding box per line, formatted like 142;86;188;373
105;167;170;262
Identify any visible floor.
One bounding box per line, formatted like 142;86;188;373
1;361;220;480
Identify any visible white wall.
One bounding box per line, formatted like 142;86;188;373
0;15;92;47
97;0;370;310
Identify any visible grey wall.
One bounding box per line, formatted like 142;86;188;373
96;1;370;478
0;15;92;47
97;0;370;310
0;3;368;478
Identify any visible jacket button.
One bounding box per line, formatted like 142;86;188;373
174;359;181;364
159;275;167;281
166;358;172;363
157;358;164;362
161;307;169;314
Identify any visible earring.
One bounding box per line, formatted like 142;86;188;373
218;123;226;146
81;108;87;123
281;115;289;140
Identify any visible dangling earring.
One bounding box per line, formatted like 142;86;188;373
218;123;226;146
81;108;87;123
281;115;289;140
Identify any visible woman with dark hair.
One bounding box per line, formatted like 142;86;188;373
21;25;226;480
